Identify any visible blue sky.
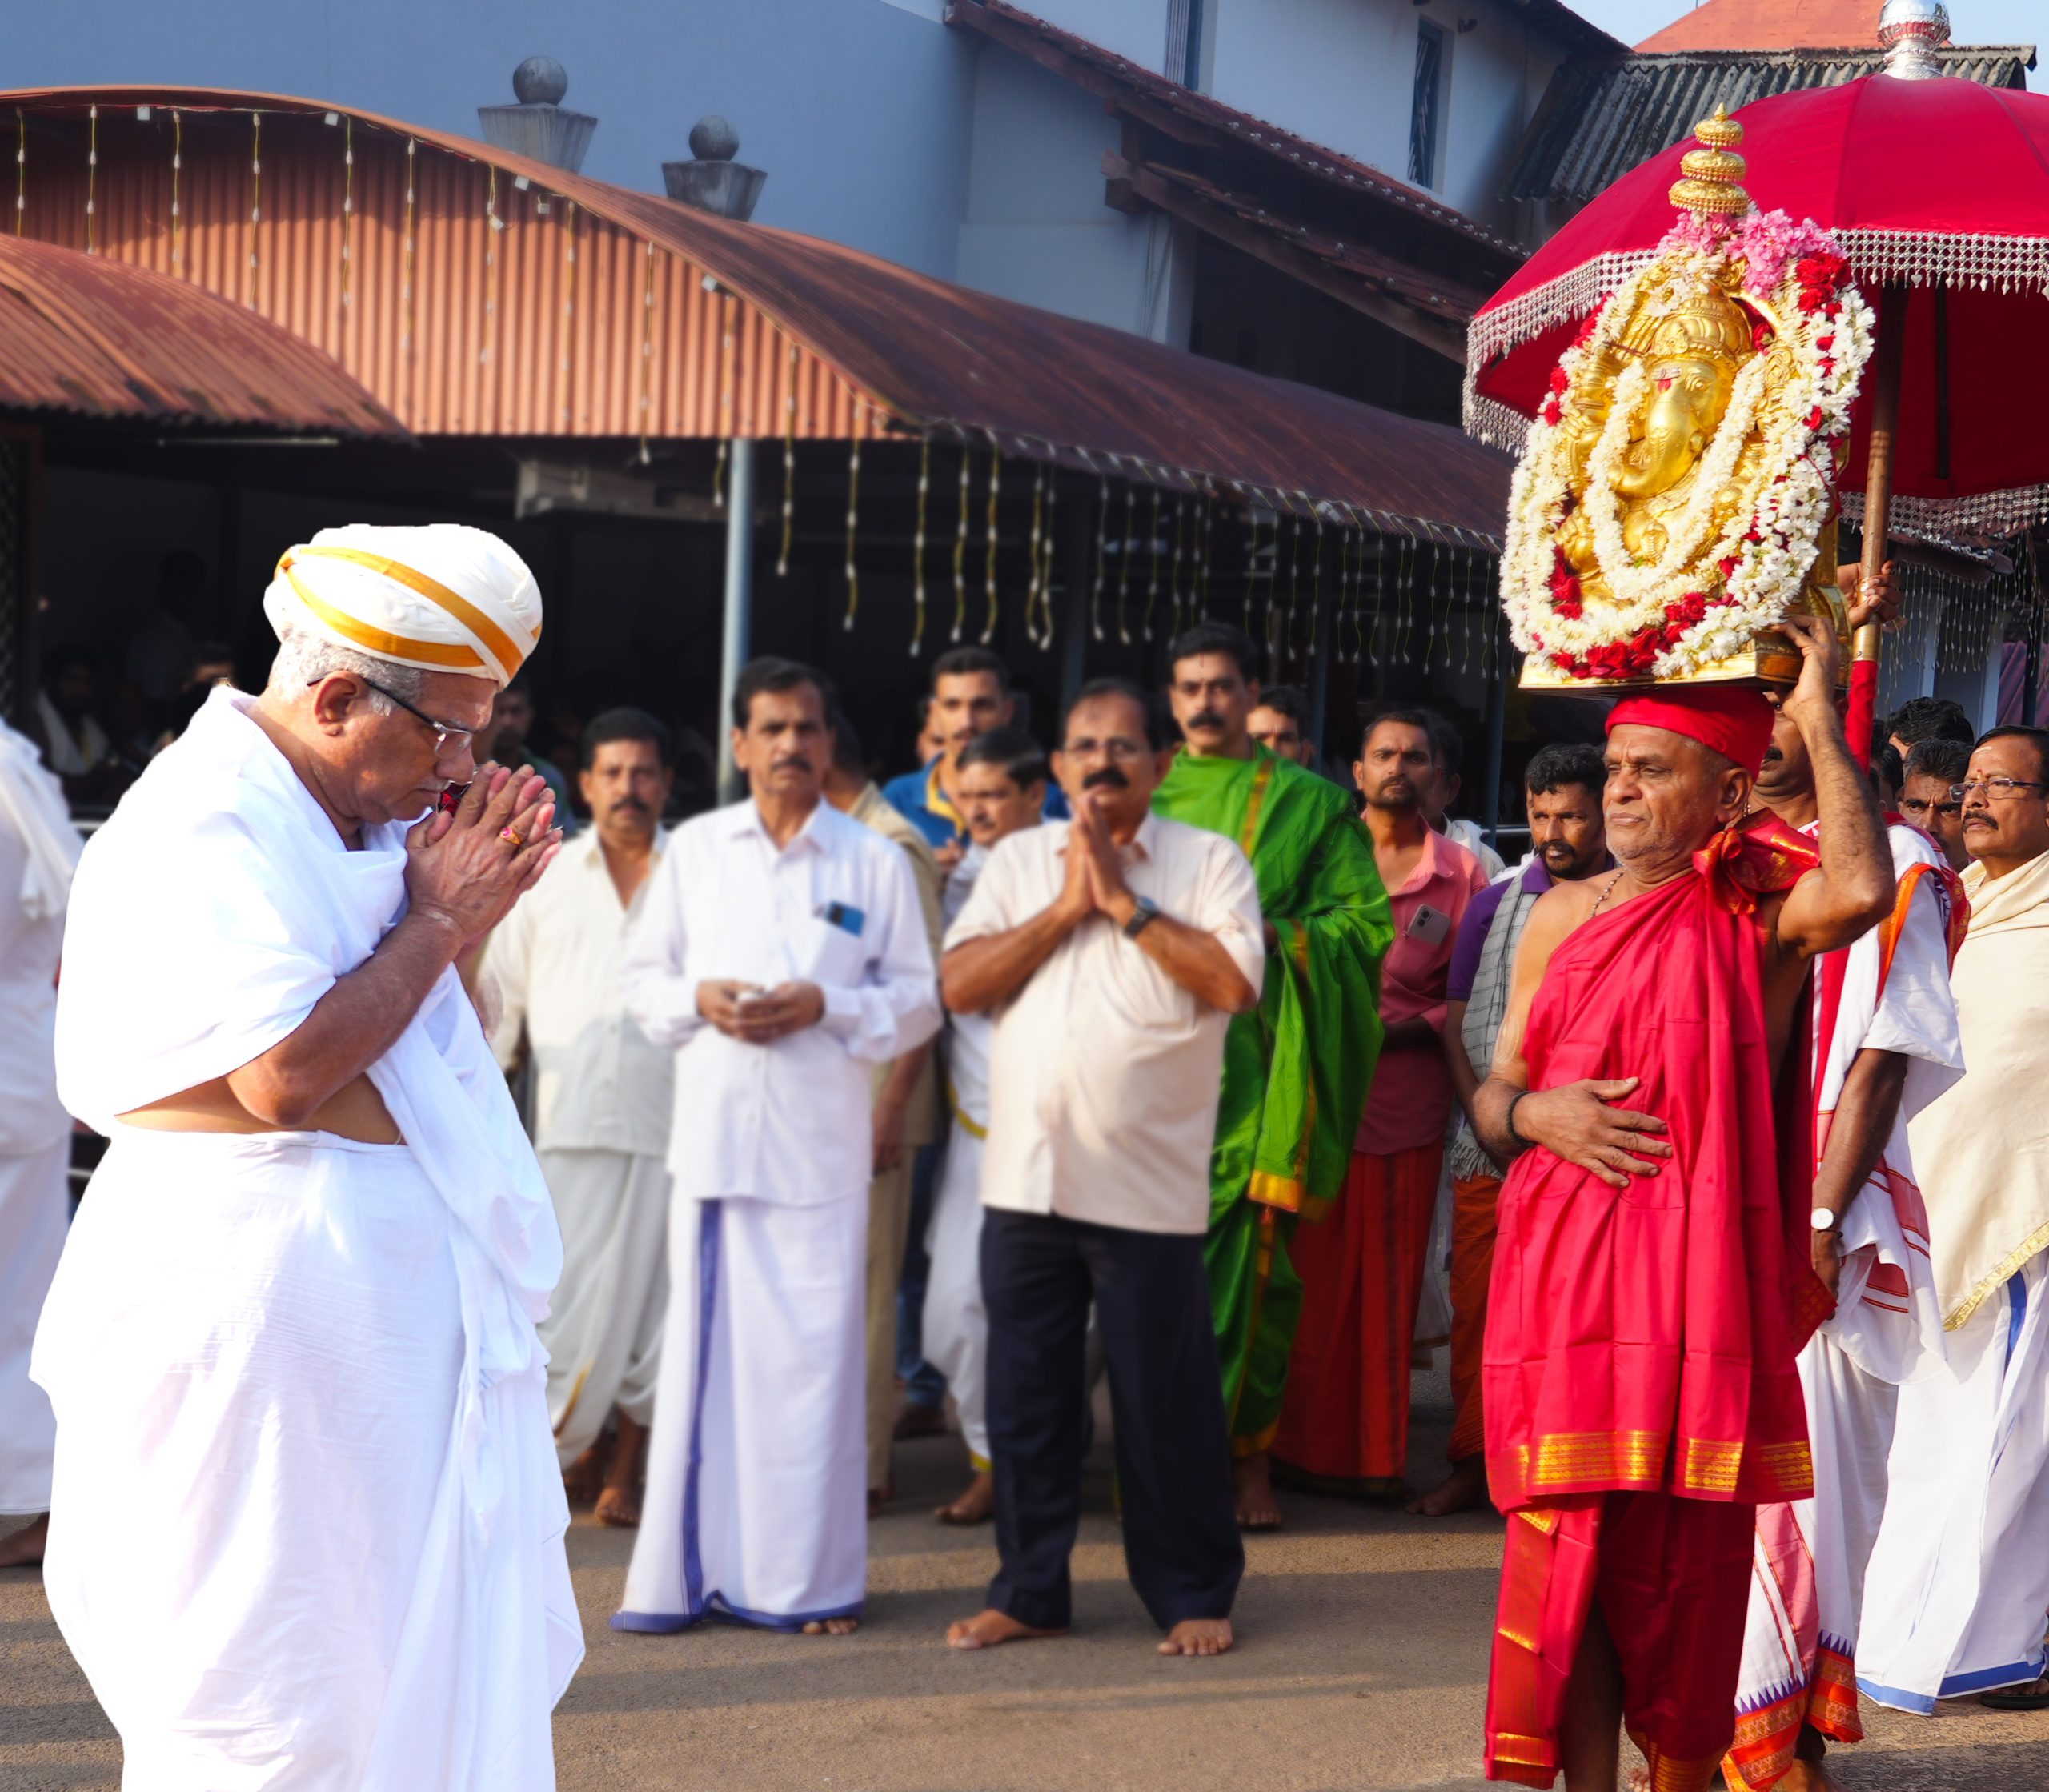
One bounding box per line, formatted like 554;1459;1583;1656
1574;0;2043;85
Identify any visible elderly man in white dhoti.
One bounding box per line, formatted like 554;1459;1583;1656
30;524;584;1788
0;716;82;1572
1724;696;1967;1791
615;656;939;1637
1860;724;2049;1718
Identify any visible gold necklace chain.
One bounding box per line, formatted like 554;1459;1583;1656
1589;869;1629;917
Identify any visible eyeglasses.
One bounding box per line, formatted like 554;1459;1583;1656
308;676;478;758
1951;777;2047;802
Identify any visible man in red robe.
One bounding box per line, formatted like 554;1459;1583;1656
1470;616;1895;1792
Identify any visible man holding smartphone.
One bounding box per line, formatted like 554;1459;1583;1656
616;658;939;1638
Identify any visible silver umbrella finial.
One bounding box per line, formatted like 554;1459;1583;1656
1878;0;1951;80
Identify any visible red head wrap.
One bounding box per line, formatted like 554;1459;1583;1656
1606;685;1774;778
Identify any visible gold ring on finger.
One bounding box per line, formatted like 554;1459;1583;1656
501;826;525;848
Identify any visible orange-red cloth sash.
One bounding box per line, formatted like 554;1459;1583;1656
1483;816;1829;1512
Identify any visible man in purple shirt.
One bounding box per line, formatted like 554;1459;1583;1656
1413;742;1609;1517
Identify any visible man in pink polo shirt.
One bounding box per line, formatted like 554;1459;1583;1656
1276;709;1488;1495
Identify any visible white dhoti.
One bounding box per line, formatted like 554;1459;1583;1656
537;1146;668;1466
0;1138;66;1512
923;1126;989;1465
42;686;584;1786
617;1190;867;1630
1859;1251;2049;1711
34;1131;582;1788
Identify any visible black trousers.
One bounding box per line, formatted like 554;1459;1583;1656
980;1207;1244;1632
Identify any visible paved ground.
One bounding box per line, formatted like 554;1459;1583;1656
5;1364;2046;1790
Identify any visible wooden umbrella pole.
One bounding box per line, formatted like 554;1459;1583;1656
1855;284;1911;663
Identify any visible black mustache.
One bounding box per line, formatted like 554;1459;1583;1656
612;798;650;815
1084;768;1129;790
1189;710;1227;732
772;756;812;773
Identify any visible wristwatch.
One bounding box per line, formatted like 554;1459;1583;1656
1810;1207;1840;1233
1122;895;1161;939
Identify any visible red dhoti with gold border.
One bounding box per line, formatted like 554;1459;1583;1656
1482;820;1833;1789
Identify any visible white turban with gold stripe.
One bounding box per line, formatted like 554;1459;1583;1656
263;523;543;687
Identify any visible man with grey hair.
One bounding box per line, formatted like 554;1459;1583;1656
33;524;583;1787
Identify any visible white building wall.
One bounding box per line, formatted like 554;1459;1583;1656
955;44;1189;339
3;0;980;281
1203;0;1569;238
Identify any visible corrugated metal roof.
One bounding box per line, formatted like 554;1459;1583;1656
1511;46;2036;203
0;87;1514;539
0;231;400;433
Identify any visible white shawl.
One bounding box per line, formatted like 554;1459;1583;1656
55;686;563;1522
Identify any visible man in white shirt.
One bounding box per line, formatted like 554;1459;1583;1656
0;718;82;1570
490;708;677;1527
616;658;940;1637
921;724;1048;1526
942;678;1263;1658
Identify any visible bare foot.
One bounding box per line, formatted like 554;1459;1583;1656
1159;1617;1233;1657
867;1483;895;1521
936;1469;994;1525
946;1608;1065;1650
1405;1456;1489;1517
595;1485;640;1527
894;1401;948;1441
800;1616;860;1636
563;1444;605;1507
596;1415;646;1527
0;1515;48;1569
1233;1452;1282;1531
1981;1673;2049;1710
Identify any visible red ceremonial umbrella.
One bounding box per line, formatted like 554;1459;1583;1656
1466;8;2049;562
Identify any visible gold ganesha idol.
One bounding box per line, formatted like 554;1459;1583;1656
1500;110;1873;692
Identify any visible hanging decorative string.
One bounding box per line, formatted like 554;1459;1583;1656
1143;487;1164;643
1458;546;1476;675
245;112;260;302
339;118;354;311
483;166;501;369
712;439;727;507
1091;474;1110;642
12;108;22;237
1282;514;1301;662
84;103;98;256
776;343;798;576
1237;503;1253;639
1394;534;1417;665
952;446;972;643
1025;464;1046;650
401;138;417;355
1169;496;1187;638
1117;480;1135;646
634;239;657;463
1364;531;1382;669
168;110;182;270
981;437;1002;645
1196;495;1213;619
1038;470;1059;651
842;439;861;632
911;436;932;658
1306;508;1324;659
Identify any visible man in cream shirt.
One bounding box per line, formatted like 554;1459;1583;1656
942;678;1263;1659
491;708;677;1526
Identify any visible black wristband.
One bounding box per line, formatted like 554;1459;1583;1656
1506;1089;1534;1149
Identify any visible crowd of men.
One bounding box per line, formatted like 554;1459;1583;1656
0;523;2046;1792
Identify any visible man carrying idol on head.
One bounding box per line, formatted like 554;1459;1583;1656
34;524;583;1789
1473;115;1903;1792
